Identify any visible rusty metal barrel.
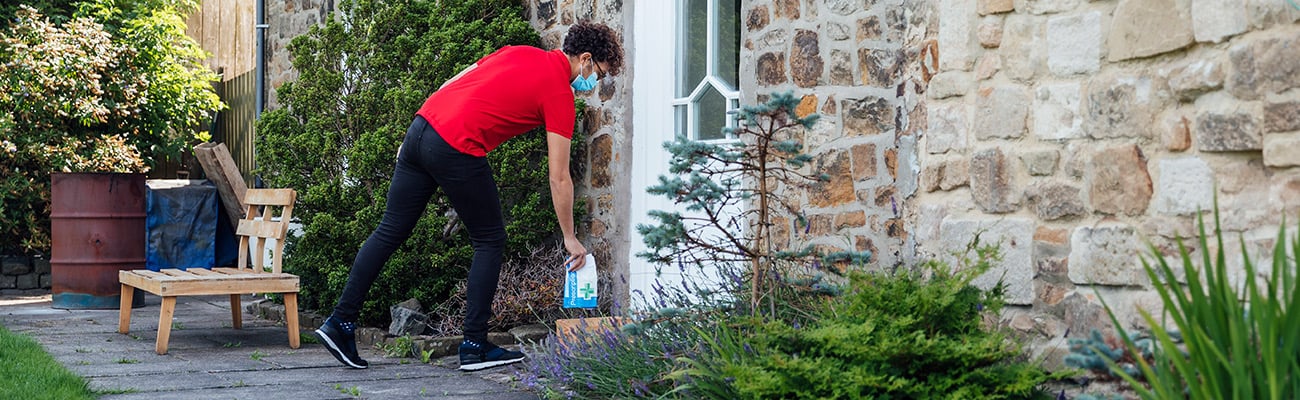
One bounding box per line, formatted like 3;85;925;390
50;173;147;309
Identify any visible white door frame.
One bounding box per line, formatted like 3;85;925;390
628;1;679;306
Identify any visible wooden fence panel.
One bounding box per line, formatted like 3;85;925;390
211;70;258;185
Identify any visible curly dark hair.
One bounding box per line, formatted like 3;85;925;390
562;20;624;76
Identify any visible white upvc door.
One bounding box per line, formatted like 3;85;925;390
629;0;741;307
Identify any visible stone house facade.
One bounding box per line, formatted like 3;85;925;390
262;0;1300;366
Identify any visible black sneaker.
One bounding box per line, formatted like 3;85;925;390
315;316;368;369
458;339;525;371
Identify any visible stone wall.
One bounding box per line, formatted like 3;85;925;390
742;0;933;270
915;0;1300;365
0;255;51;291
264;0;334;109
520;0;635;306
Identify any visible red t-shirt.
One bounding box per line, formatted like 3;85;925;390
416;46;576;157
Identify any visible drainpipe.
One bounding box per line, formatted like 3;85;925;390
255;0;267;118
254;0;267;177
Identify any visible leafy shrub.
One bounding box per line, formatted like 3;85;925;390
256;0;583;327
1095;206;1300;400
0;2;220;254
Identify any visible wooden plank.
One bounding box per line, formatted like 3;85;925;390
195;142;247;229
119;273;165;295
124;270;175;281
188;268;222;277
158;269;197;278
157;297;176;354
237;219;287;239
244;189;295;207
156;278;299;296
219;0;235;77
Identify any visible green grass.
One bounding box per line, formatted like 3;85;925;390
0;325;96;400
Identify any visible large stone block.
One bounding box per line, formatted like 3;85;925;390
1024;0;1082;14
1109;0;1194;61
1227;36;1300;100
747;5;770;31
927;102;967;154
0;275;14;289
754;28;789;49
1245;0;1300;28
1264;133;1300;168
1033;82;1084;140
15;274;38;290
1264;100;1300;133
1046;12;1102;76
974;85;1030;139
1001;14;1041;81
1020;149;1060;176
1085;76;1161;140
830;50;854;86
790;30;823;88
1086;144;1153;216
859;48;900;87
1153;157;1215;214
825;0;859;15
858;16;882;41
809;151;855;207
2;257;30;275
590;134;613;188
938;0;977;71
1166;59;1224;101
978;17;1004;48
927;72;972;100
842;97;895;136
970;148;1020;213
1195;95;1262;151
774;0;800;20
979;0;1015;15
921;156;969;192
1026;182;1086;220
1069;222;1145;286
757;52;788;86
938;217;1035;305
1160;110;1194;151
1192;0;1248;43
850;143;877;181
827;22;850;41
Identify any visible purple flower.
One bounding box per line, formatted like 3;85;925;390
743;343;753;354
976;303;984;311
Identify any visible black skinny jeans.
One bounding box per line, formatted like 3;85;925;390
332;116;504;342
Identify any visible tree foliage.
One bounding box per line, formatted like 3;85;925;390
0;1;222;254
636;92;869;312
256;0;583;327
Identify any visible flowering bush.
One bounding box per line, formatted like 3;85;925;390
0;2;221;254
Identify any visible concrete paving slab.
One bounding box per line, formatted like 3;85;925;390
1;293;540;400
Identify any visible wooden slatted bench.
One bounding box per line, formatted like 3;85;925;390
118;189;301;355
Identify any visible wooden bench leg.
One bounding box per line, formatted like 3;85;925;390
118;284;133;334
284;293;300;349
230;294;242;329
156;296;176;355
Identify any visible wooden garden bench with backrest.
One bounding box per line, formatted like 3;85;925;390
117;188;301;355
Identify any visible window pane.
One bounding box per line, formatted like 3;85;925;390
715;0;740;91
675;105;688;139
695;85;727;141
678;0;708;98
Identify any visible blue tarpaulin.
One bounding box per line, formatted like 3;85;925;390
146;180;221;271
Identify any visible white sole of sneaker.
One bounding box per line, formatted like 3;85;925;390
315;329;368;369
458;357;524;371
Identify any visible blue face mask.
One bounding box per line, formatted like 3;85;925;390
571;61;599;92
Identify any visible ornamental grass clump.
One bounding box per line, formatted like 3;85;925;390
1096;204;1300;400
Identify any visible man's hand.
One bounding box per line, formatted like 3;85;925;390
564;236;588;271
